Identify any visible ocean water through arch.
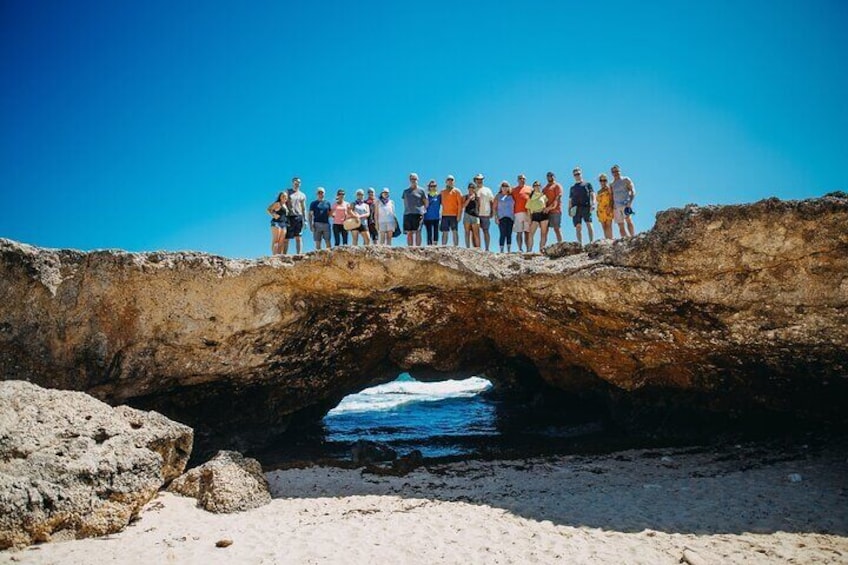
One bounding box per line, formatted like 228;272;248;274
322;373;497;458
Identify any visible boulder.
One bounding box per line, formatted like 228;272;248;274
168;450;271;513
0;380;192;549
363;450;425;477
351;440;397;466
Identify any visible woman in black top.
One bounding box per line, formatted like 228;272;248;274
462;182;480;248
267;192;290;255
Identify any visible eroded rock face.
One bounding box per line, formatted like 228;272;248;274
168;450;271;513
0;380;192;549
0;194;846;451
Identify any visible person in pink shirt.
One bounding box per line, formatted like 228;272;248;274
330;189;350;246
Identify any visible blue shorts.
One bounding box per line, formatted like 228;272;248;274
271;220;287;230
479;216;491;230
439;216;458;232
548;212;562;228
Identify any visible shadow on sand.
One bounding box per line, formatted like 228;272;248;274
266;437;848;536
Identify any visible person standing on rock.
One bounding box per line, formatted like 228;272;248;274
350;189;372;246
330;189;350;246
542;171;563;247
511;174;533;252
267;192;289;255
284;177;308;255
309;187;332;250
474;173;495;251
365;188;379;245
611;164;637;237
462;181;481;248
568;167;595;246
402;173;427;247
374;188;397;246
423;180;441;246
527;181;548;252
493;180;515;252
439;175;463;246
596;174;615;239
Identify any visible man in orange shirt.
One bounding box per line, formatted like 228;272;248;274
542;171;563;247
511;174;533;252
439;175;464;246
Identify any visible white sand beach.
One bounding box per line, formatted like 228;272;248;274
2;442;846;565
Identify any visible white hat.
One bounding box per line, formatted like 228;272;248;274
474;173;484;180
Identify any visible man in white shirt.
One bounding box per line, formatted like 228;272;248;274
473;173;495;251
610;164;637;237
284;177;308;254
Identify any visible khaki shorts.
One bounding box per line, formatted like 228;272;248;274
614;207;626;223
513;212;530;232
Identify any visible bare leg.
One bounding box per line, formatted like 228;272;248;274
617;222;626;238
575;224;583;245
553;227;562;244
586;222;594;243
540;220;549;249
625;216;636;237
295;237;302;254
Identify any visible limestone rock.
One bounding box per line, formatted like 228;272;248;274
0;194;846;452
168;450;271;513
0;380;192;549
351;440;397;466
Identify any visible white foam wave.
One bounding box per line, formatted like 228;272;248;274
327;376;492;415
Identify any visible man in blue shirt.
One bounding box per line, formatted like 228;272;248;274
309;187;332;249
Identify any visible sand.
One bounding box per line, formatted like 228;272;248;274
2;441;846;564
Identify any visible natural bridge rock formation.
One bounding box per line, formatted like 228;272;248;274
1;194;847;451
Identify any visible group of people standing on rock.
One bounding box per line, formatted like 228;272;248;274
267;165;636;255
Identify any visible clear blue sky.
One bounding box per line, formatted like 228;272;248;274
2;0;846;257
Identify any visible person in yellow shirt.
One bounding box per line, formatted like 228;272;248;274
596;174;615;239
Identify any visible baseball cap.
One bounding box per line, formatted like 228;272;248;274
474;173;484;180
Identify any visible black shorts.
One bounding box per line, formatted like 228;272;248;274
531;212;549;223
286;215;303;238
403;214;422;232
572;206;592;226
